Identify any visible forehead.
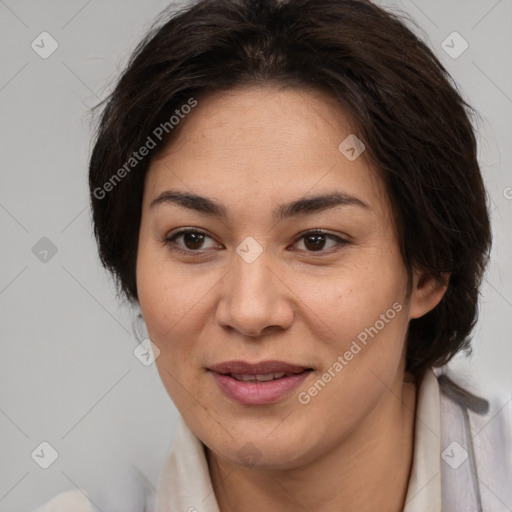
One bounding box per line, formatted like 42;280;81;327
155;85;355;159
144;85;390;219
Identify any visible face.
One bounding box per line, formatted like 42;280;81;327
136;85;435;470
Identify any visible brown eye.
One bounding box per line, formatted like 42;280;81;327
293;230;349;254
182;231;206;250
164;229;219;254
303;233;327;251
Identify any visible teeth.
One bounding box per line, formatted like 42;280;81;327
231;372;289;382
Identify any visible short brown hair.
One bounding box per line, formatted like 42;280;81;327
88;0;492;376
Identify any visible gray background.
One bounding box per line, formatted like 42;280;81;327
0;0;511;510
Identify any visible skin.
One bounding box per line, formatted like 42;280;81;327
136;85;449;512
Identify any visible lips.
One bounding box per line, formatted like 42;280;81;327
208;360;313;405
209;360;311;376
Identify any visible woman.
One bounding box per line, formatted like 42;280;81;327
36;0;512;510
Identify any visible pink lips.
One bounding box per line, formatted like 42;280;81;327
208;360;313;405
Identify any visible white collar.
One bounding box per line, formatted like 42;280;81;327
156;412;219;512
403;367;442;512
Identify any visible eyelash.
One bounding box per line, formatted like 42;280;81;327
163;228;349;257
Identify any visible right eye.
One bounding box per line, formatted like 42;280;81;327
164;228;222;255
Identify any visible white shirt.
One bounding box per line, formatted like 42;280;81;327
35;369;442;512
403;368;441;512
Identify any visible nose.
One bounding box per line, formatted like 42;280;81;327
215;250;294;338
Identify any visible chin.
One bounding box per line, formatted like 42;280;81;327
212;427;316;471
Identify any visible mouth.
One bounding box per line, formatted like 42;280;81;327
208;360;314;405
227;371;308;382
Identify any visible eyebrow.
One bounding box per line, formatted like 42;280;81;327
150;189;370;221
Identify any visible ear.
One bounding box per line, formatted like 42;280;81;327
409;269;451;320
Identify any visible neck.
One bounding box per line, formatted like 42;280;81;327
206;373;418;512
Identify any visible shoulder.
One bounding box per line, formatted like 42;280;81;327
434;367;512;510
33;464;157;512
434;367;512;442
33;490;94;512
435;367;511;426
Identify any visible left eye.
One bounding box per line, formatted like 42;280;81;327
292;231;348;252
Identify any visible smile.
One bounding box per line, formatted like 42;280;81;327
229;372;297;382
208;360;313;405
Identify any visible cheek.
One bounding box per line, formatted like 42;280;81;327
295;269;409;426
136;251;186;358
137;242;199;336
136;249;216;386
307;264;405;341
137;265;204;408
